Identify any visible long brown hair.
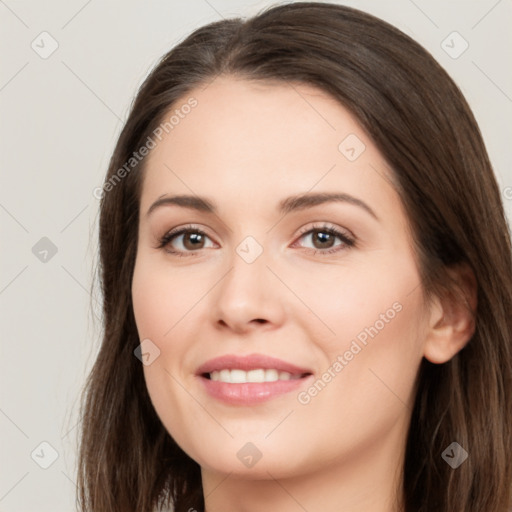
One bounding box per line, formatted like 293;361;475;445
77;3;512;511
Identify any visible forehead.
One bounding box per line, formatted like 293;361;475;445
140;76;402;225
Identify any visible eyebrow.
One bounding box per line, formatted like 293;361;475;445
146;192;378;220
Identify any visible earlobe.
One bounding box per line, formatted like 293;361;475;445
423;263;477;364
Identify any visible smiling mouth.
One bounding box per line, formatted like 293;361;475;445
203;368;311;383
196;353;314;404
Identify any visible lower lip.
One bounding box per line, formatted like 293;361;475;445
198;375;313;405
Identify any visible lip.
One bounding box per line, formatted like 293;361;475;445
196;353;312;375
196;353;314;405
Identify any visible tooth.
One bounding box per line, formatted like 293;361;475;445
210;368;302;383
247;369;265;383
230;369;247;383
219;369;231;383
265;369;279;382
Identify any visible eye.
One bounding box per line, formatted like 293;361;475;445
292;223;356;255
157;225;216;256
157;223;356;257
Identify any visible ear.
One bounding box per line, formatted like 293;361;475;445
423;263;477;364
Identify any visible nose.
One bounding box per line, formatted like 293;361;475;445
211;245;286;334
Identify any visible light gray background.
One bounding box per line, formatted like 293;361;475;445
1;1;511;510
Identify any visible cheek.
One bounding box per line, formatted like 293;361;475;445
131;256;216;405
131;255;205;339
299;268;426;434
132;258;205;453
293;251;426;407
286;251;424;354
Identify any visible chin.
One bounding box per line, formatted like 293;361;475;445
176;432;316;480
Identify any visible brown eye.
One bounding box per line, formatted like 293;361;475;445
310;230;336;249
182;232;206;250
294;225;355;255
158;227;215;255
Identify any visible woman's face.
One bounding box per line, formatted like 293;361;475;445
132;76;430;480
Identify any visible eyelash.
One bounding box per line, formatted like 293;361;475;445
156;223;356;257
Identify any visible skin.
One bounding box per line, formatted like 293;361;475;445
131;76;475;512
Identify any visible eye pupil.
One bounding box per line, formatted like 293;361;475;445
184;232;204;250
314;230;334;248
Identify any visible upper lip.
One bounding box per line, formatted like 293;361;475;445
196;353;312;376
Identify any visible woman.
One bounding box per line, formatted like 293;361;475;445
77;2;512;511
